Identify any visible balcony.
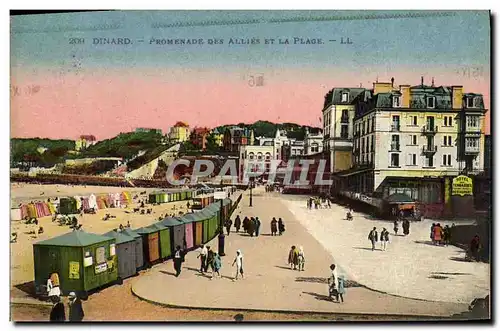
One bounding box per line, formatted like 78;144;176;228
390;124;400;132
464;146;480;155
422;125;438;135
422;145;438;154
390;143;400;152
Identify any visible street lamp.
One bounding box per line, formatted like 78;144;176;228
218;196;226;256
249;178;254;207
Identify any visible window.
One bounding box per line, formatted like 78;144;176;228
248;152;255;160
392;115;400;131
443;116;453;126
311;143;319;153
443;136;453;146
473;97;481;108
467;116;479;127
390;153;400;167
265;153;271;161
257;153;263;160
427;97;436;108
340;125;349;139
408;153;417;165
444;117;448;126
341;92;349;102
341;109;349;123
393;96;401;108
467;97;481;108
448;136;452;146
410;135;417;145
391;135;400;150
371;118;375;131
425;156;434;167
442;154;452;166
409;115;417;126
361;138;365;153
366;119;370;133
467;97;474;108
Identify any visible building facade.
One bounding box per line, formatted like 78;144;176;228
190;127;211;150
338;78;487;216
322;88;365;174
281;140;305;162
238;144;278;182
223;127;255;152
169;122;190;143
304;128;323;156
75;135;97;151
211;128;224;147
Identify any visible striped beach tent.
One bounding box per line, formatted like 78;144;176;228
21;204;29;219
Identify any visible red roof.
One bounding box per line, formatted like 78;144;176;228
192;127;210;135
174;121;189;128
80;135;96;141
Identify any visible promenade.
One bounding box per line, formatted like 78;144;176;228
132;187;469;317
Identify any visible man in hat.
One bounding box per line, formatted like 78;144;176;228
49;295;65;322
68;292;84;322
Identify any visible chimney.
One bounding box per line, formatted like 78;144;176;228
421;76;424;86
391;77;394;87
451;85;463;110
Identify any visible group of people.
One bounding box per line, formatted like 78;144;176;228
430;223;452;245
196;245;223;279
393;219;411;236
228;215;285;237
307;197;331;209
287;246;305;271
47;272;84;322
368;227;391;251
195;246;245;281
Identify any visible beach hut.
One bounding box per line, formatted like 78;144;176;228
88;194;98;210
196;209;214;245
151;222;172;259
11;208;22;221
148;192;158;204
103;230;137;280
33;230;118;297
120;228;144;270
59;197;78;215
135;226;161;267
161;217;186;251
178;213;201;249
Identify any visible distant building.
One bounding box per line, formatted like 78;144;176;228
304;128;323;155
281;140;304;162
169;122;190;143
75;135;97;151
135;127;162;134
211;128;224;147
239;144;278;182
223;127;255;152
257;128;295;161
190;127;211;150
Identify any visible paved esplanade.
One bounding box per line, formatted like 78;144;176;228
283;195;489;304
132;187;468;317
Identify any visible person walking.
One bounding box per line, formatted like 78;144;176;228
206;246;215;277
173;245;184;277
393;220;399;235
232;250;244;281
337;276;346;303
402;219;410;236
469;234;481;262
298;246;305;271
288;246;299;270
443;225;451;246
255;217;261;237
224;218;233;236
49;295;65;322
270;217;278;236
380;228;389;251
68;292;84;322
248;217;256;237
430;223;436;244
234;215;241;233
242;216;249;233
197;245;208;273
47;272;61;302
368;227;378;251
433;223;444;245
278;218;285;236
212;251;222;279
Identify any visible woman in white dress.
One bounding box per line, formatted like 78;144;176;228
232;250;244;281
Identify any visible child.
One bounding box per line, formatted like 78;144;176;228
337;276;345;303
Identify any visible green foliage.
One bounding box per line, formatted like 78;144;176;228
11;138;75;167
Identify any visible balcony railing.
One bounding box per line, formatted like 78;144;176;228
422;125;438;134
390;143;400;151
390;124;400;132
464;147;480;154
422;145;438;154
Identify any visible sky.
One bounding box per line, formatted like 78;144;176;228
10;10;490;140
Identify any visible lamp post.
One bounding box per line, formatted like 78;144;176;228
218;196;226;256
249;178;254;207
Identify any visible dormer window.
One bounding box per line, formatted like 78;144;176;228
341;92;349;103
393;96;401;108
466;96;481;108
427;97;436;109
